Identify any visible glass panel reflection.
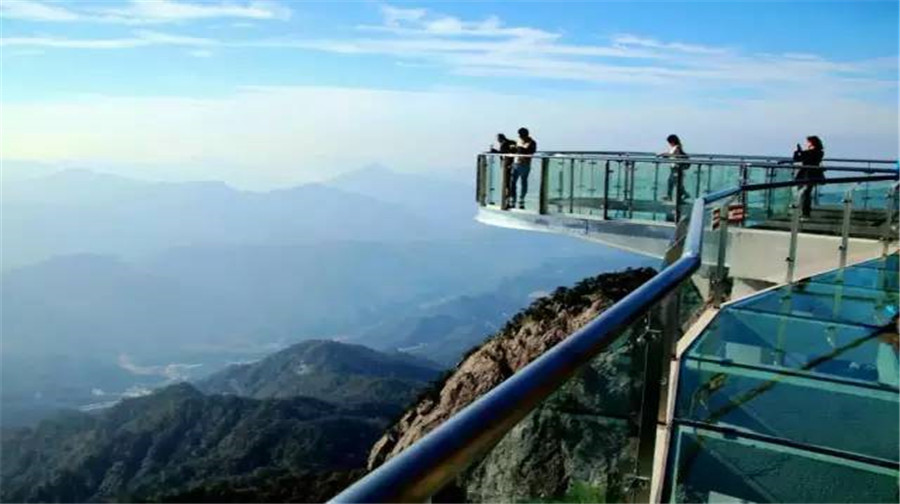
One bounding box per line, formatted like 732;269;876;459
668;425;898;503
730;280;898;328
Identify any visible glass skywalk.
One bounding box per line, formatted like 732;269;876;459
333;152;898;504
668;253;900;503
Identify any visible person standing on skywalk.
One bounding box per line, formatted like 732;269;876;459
792;135;825;218
659;134;691;202
510;128;537;210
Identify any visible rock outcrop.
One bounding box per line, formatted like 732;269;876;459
367;267;658;501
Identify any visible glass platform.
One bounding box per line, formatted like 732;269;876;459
667;253;900;503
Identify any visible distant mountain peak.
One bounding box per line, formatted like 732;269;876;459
358;163;392;173
198;339;441;404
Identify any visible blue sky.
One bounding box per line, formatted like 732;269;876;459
1;1;898;188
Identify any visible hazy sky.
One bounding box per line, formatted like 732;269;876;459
1;0;898;189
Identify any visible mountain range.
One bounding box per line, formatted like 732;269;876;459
1;165;630;428
1;168;451;271
1;340;442;503
198;339;442;404
0;163;653;503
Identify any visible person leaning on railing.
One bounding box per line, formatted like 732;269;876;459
792;135;826;218
658;134;691;202
489;133;517;210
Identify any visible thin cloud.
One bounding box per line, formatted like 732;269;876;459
188;49;214;58
0;0;80;22
100;0;291;24
0;30;216;49
360;5;558;42
611;34;731;55
1;1;895;96
303;4;898;92
0;0;291;24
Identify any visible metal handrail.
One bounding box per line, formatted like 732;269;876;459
331;173;899;504
480;152;899;174
516;150;899;166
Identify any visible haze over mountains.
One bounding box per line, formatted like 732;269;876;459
1;167;455;270
1;164;649;428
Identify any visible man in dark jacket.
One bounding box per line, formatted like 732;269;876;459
510;127;537;209
793;135;825;217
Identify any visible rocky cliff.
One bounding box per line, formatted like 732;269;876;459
367;267;658;502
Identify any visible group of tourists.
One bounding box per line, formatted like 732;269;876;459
489;129;826;217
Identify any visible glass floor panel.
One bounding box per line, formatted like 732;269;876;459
668;425;899;503
852;253;899;272
676;356;898;461
670;251;899;499
687;309;899;387
811;263;900;292
730;280;898;328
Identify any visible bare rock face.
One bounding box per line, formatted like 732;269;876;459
367;266;657;484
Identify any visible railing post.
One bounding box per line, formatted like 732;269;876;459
863;180;870;210
739;162;749;213
499;156;510;209
624;161;633;219
674;166;684;224
694;164;701;198
539;157;550;215
786;191;803;283
712;201;730;307
839;187;854;271
652;162;660;210
603;160;611;220
883;184;898;256
569;158;575;214
632;304;666;503
475;155;485;205
765;166;775;219
557;169;564;212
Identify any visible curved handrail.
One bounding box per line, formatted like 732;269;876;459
480;152;899;174
331;173;899;504
512;150;899;166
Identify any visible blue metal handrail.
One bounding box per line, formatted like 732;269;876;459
331;173;899;504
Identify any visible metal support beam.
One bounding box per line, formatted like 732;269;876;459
603;160;611;220
569;158;575;214
839;187;854;270
627;161;636;219
674;167;684;224
713;201;731;307
786;191;803;283
739;162;749;211
475;154;486;205
883;184;898;256
539;157;550;215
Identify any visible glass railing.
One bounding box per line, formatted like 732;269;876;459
477;153;898;233
537;150;898;172
454;312;653;503
333;166;898;503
